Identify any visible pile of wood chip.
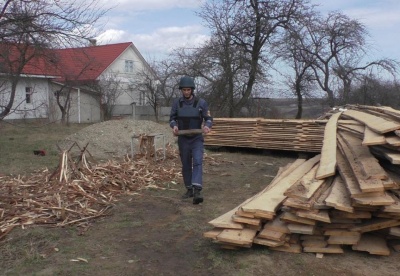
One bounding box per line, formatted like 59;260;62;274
59;119;177;160
0;142;181;240
204;104;400;256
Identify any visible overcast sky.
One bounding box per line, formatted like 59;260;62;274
96;0;400;62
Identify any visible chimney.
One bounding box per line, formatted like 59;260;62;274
88;39;97;46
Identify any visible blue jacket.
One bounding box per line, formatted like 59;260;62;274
169;96;213;130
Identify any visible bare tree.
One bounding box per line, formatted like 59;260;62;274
276;19;316;118
172;35;251;117
333;57;398;105
295;11;398;107
150;59;179;107
0;0;107;120
349;73;400;107
93;73;125;121
226;0;310;113
129;65;160;121
188;0;310;117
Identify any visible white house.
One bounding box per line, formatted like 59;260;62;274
0;42;156;123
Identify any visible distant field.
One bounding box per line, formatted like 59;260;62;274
0;121;91;175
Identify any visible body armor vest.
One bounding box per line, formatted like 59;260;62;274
177;98;202;130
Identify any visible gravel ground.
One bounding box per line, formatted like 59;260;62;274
59;119;177;160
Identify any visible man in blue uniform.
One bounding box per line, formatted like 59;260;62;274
169;76;213;204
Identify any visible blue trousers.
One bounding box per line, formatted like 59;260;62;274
178;135;204;190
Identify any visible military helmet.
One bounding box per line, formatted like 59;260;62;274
179;76;195;90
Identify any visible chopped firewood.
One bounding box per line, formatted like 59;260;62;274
0;142;182;239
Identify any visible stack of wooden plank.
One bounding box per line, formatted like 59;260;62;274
204;105;400;256
204;118;326;152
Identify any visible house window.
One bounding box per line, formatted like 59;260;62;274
26;87;32;103
140;91;146;105
125;60;134;72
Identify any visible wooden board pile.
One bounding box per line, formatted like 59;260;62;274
204;105;400;256
204;118;326;152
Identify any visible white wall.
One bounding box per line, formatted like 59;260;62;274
1;77;50;120
102;45;152;108
48;83;101;123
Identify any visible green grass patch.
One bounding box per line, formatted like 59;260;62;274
0;121;91;175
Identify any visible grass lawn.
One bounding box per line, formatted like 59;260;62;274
0;121;91;175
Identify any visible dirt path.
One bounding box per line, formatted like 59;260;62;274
1;149;400;275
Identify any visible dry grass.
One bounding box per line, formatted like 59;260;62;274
0;121;91;175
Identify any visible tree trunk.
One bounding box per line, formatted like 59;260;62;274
295;80;303;119
0;78;18;120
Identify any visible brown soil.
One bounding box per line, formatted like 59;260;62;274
1;121;400;275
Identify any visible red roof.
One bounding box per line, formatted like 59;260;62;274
0;42;133;83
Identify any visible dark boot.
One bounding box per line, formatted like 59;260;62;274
182;188;194;199
193;188;203;204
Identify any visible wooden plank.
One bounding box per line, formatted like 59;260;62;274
283;197;314;210
324;175;354;213
351;218;400;233
316;111;341;179
342;109;400;134
362;126;386;145
231;215;262;226
177;129;204;135
257;228;286;241
235;209;255;218
281;212;316;226
302;239;328;248
246;224;263;231
339;120;365;132
337;133;385;193
324;229;362;236
370;146;400;165
263;216;290;234
253;237;285;247
203;228;223;239
338;119;363;126
241;155;321;215
388;227;400;237
322;223;356;230
303;244;344;254
287;223;315;235
331;218;362;224
327;235;360;245
330;210;371;219
356;105;400;120
313;183;333;209
216;228;257;246
352;234;390;256
385;134;400;146
296;209;331;223
269;243;302;253
300;235;326;241
285;166;329;201
253;211;275;220
207;207;244;229
352;193;395;206
208;159;307;229
336;150;368;198
340;131;388;180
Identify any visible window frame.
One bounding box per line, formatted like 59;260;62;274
25;87;32;104
125;60;134;73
